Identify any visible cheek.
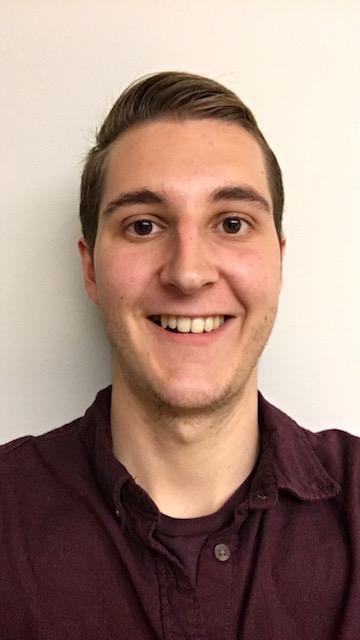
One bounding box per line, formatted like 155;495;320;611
94;250;152;310
226;249;282;303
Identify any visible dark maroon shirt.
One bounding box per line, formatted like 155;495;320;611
1;386;359;639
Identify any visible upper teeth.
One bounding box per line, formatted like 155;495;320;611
159;315;225;333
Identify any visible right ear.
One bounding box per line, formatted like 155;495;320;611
77;238;99;305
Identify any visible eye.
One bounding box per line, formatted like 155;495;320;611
125;218;162;236
220;216;250;235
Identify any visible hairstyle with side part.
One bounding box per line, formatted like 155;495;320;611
80;71;284;261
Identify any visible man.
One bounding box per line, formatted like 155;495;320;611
1;72;359;640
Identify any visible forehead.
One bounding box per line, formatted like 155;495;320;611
101;118;271;207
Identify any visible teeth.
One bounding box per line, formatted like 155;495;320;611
177;317;191;333
191;318;206;334
168;316;177;330
158;315;226;334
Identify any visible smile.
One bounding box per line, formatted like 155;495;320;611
149;315;232;334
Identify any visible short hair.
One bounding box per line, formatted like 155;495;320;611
80;71;284;260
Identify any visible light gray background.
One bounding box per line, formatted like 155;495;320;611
1;0;359;443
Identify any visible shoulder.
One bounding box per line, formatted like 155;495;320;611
0;417;87;488
0;386;110;499
260;393;360;501
0;419;81;453
0;417;83;456
301;424;360;487
0;386;113;498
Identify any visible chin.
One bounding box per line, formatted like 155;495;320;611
151;378;243;413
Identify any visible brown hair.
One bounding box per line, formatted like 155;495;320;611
80;71;284;260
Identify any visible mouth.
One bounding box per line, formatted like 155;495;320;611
148;314;233;334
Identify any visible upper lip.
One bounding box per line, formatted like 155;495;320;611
147;313;235;318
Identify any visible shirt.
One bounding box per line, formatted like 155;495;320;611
155;463;256;586
0;385;359;640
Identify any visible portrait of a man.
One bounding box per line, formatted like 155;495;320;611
1;68;359;639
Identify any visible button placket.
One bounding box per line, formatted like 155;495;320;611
195;535;235;638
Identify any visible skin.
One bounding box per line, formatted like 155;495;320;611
78;118;285;517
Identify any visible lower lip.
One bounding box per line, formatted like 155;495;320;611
147;318;235;345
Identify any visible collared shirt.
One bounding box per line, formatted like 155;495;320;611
0;386;359;640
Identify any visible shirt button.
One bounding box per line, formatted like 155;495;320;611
256;493;268;500
213;543;231;562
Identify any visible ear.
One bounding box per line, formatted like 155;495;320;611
78;238;99;305
280;234;286;261
278;234;286;282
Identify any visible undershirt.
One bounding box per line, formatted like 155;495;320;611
155;464;257;586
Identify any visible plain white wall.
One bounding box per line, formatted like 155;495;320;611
1;0;359;443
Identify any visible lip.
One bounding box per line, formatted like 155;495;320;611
146;316;235;345
147;314;234;319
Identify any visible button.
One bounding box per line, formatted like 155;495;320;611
213;543;231;562
256;493;268;500
115;509;121;518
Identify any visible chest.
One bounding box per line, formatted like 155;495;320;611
1;498;357;640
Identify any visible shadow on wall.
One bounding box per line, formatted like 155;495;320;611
3;185;111;439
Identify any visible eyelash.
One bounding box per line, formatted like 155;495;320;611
124;216;251;238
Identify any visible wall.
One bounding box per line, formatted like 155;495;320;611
1;0;359;442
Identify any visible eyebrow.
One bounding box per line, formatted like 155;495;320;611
213;185;271;213
102;184;272;217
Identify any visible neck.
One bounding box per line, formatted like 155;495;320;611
110;368;260;518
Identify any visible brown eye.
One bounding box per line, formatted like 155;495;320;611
222;217;245;234
125;218;163;238
132;220;153;235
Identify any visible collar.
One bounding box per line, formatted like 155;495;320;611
248;393;341;510
80;386;341;522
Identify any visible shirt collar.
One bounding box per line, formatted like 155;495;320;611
248;392;341;510
80;386;341;519
80;386;132;522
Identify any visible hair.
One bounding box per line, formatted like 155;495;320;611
80;71;284;260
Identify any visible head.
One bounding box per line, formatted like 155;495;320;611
80;71;284;263
78;72;285;415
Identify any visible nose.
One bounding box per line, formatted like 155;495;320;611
159;227;219;295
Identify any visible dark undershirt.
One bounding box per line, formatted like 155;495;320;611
154;466;256;585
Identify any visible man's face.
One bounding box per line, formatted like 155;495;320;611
79;118;285;411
